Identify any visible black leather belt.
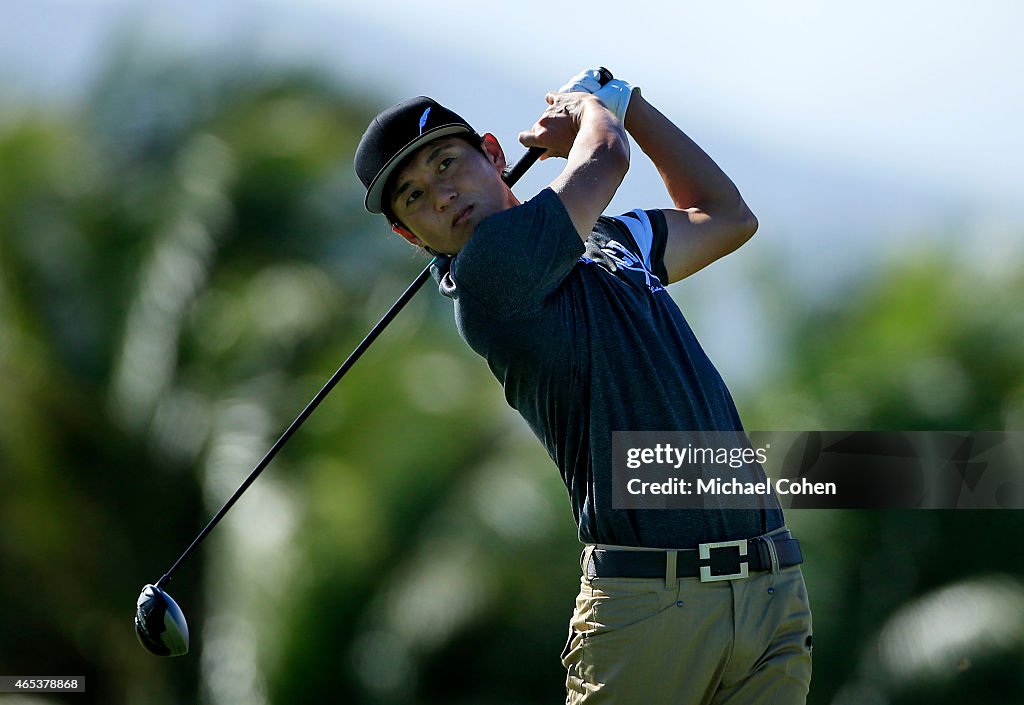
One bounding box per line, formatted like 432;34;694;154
586;531;803;582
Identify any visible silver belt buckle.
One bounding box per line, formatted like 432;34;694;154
699;539;749;582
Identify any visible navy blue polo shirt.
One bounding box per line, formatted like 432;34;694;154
431;188;783;548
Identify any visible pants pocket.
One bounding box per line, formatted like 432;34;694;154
585;578;665;639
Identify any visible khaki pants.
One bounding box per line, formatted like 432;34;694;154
562;550;812;705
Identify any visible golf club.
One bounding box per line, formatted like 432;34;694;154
135;68;614;657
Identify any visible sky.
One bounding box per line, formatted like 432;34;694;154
4;0;1022;209
330;0;1024;208
2;0;1021;386
4;0;1022;240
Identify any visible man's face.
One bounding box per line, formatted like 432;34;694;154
388;134;518;255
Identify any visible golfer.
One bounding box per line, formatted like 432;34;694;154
355;69;813;704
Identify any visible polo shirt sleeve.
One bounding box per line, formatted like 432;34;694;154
450;188;585;318
608;208;670;286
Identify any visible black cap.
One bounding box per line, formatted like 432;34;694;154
355;96;478;215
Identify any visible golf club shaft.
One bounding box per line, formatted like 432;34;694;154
158;264;431;587
154;98;581;587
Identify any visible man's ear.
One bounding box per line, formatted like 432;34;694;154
480;133;507;173
391;223;423;246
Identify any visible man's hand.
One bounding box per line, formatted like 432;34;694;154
556;68;607;94
517;92;604;160
556;67;639;126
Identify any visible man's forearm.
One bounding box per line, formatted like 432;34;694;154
549;95;629;238
624;93;747;214
565;95;629;171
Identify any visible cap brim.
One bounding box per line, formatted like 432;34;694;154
364;124;476;214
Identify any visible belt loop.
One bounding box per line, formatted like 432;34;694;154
665;550;678;590
763;536;780;573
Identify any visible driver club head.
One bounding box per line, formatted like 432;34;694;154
135;584;189;656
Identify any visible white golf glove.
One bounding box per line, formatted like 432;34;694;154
557;68;639;124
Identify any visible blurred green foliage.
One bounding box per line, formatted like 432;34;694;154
1;47;1022;705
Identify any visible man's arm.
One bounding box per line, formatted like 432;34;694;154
623;92;758;284
519;92;630;240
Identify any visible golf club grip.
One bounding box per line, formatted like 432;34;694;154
502;146;545;187
158;260;436;587
502;67;614;187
